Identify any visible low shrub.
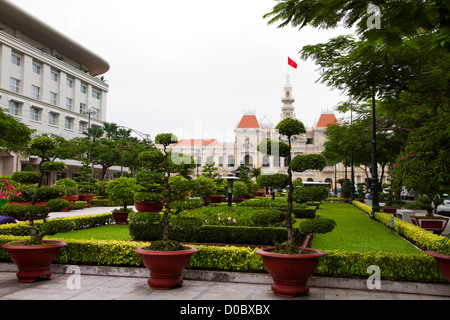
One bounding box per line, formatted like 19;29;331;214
43;219;76;235
171;198;204;212
46;198;70;212
35;186;64;202
69;201;87;210
298;218;336;235
1;204;47;220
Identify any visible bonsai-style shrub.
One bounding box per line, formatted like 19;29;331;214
45;198;70;212
54;178;78;196
405;196;433;216
293;186;329;204
170;175;194;200
193;175;216;201
105;177;140;212
232;181;249;199
73;158;98;194
34;186;64;202
258;118;333;252
340;180;351;198
10;171;40;185
257;173;289;198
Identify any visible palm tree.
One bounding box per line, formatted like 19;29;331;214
84;126;104;142
117;128;132;140
103;122;118;140
249;167;262;179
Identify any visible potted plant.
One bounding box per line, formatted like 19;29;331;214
255;118;334;297
340;180;351;198
134;133;198;290
232;181;248;203
134;153;166;212
425;236;450;281
193;175;216;205
105;177;140;225
1;136;67;283
407;197;449;235
73;158;98;207
55;178;79;202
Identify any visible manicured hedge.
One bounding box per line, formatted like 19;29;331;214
0;213;114;236
128;211;305;245
0;234;445;282
352;201;446;250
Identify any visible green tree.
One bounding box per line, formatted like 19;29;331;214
0;108;33;153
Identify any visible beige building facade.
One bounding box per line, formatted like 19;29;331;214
0;1;112;182
170;75;386;192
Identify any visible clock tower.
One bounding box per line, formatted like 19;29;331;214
281;75;296;120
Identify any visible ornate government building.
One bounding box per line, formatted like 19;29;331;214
171;75;375;189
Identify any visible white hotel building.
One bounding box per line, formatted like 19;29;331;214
0;1;110;181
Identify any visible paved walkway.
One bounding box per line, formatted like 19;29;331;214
0;204;446;305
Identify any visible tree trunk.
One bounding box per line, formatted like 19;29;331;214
162;145;171;242
286;138;295;244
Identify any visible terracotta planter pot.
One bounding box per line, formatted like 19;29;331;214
255;247;326;297
233;198;243;203
382;206;399;214
425;250;450;282
134;245;198;290
1;240;66;283
210;195;225;203
411;216;449;235
78;194;95;207
243;194;251;199
59;195;79;202
134;201;164;213
112;211;130;225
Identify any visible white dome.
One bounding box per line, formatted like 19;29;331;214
260;116;273;129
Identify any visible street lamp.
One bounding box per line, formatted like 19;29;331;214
370;94;380;218
350;107;355;202
221;176;240;207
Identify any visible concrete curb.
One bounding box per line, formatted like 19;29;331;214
1;262;448;297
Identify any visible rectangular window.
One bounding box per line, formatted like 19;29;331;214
80;84;87;94
48;112;57;126
11;54;21;66
49;92;57;105
91;107;100;119
66;78;73;88
10;78;20;93
79;121;87;134
31;85;40;100
30;107;39;121
65;117;73;130
306;138;314;145
9;101;20;117
80;103;86;114
66;98;72;110
92;89;100;99
32;63;41;74
50;71;58;81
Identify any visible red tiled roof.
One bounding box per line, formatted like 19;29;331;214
316;113;338;128
174;139;222;147
237;115;260;129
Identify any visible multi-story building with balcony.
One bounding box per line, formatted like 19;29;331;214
0;1;110;182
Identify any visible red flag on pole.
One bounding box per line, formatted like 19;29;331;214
288;57;297;69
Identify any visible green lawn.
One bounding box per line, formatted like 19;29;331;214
48;203;422;254
48;224;131;241
311;202;422;254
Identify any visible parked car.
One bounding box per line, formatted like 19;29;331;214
436;194;450;216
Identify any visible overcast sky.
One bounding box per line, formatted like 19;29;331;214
13;0;353;142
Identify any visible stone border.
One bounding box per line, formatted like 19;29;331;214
1;262;448;297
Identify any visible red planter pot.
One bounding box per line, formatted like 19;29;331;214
77;194;96;207
134;201;164;213
233;198;243;203
134;245;198;290
425;250;450;282
112;211;130;225
1;240;67;283
210;195;225;203
59;195;79;202
255;247;326;297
